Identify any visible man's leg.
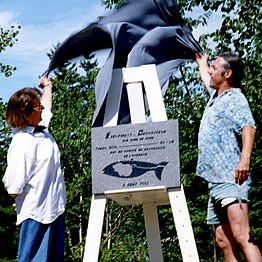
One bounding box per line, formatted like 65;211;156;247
227;203;261;262
207;186;240;261
215;224;242;262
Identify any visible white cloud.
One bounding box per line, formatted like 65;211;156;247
1;2;105;69
0;11;16;28
0;1;106;101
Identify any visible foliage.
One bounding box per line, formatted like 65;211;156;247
48;53;98;261
101;0;128;9
164;71;215;260
101;0;262;260
0;99;18;260
0;0;261;261
0;19;21;262
99;202;148;261
0;24;21;77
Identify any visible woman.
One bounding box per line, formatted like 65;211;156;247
2;77;66;262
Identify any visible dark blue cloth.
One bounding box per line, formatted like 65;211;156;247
45;0;203;126
33;125;46;133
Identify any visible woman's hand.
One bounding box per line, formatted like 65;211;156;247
39;76;52;88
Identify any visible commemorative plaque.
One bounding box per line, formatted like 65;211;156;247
92;120;180;194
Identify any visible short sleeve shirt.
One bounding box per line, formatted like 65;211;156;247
197;88;255;183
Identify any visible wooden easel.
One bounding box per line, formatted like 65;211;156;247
83;65;199;262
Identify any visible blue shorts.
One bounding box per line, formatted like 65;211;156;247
206;182;251;225
18;214;64;262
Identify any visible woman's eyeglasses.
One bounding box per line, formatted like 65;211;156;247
33;104;45;111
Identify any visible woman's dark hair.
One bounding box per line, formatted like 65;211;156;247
219;52;244;88
6;88;41;128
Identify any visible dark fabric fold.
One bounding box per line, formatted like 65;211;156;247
153;0;183;25
33;125;46;133
44;0;203;126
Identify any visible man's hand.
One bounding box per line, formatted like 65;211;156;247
195;52;208;68
235;157;250;185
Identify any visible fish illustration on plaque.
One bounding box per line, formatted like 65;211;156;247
103;160;169;180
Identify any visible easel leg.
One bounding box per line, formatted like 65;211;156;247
83;194;107;262
143;202;164;262
168;186;199;262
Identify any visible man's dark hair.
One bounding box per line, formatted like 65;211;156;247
219;52;244;88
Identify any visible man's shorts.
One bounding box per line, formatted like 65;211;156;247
206;181;251;225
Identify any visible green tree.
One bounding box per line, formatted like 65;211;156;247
0;98;18;262
167;1;261;260
0;49;99;260
0;0;261;261
0;24;20;77
48;52;98;261
0;23;20;261
99;0;261;261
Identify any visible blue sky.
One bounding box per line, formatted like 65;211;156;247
0;0;221;102
0;0;107;101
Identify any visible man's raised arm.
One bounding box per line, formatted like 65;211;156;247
196;52;210;92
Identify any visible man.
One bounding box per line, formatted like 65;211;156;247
195;52;261;261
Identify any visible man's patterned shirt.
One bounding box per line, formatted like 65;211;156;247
197;88;255;183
